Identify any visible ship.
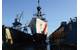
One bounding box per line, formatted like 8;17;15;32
2;0;48;50
49;17;77;50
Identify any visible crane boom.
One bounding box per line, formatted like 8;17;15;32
19;11;23;22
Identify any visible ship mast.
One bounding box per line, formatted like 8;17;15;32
35;0;45;20
29;0;47;35
12;12;23;30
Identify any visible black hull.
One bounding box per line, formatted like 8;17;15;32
2;25;47;50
